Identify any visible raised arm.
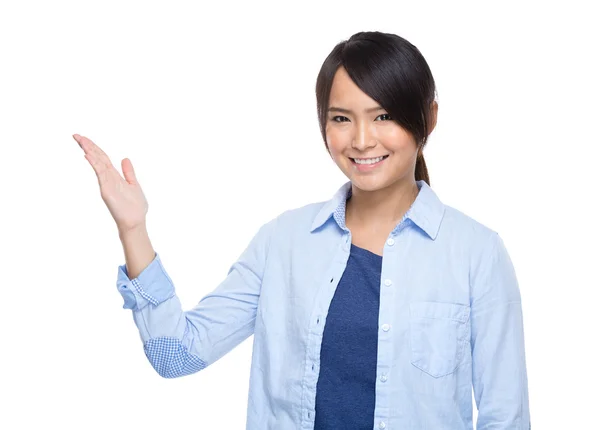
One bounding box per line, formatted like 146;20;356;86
74;133;275;378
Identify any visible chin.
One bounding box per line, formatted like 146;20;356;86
348;176;393;192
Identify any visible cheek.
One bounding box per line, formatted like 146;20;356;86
380;127;417;151
325;128;347;155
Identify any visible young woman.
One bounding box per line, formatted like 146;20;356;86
74;31;530;430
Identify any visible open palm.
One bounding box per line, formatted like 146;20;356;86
73;134;148;235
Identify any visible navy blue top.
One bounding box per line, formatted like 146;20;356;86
314;243;383;429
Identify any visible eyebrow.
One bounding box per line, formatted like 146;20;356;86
328;106;386;114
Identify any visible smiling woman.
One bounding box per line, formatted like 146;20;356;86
316;31;438;193
324;65;428;186
75;30;530;430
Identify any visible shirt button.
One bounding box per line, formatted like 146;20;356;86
381;323;390;332
380;373;388;382
383;279;392;287
379;421;386;429
386;238;395;246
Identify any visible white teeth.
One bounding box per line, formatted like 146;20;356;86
354;156;385;165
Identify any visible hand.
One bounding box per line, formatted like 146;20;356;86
74;134;148;236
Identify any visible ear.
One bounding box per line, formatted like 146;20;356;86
428;101;438;134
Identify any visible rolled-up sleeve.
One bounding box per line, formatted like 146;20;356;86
470;232;531;429
116;252;175;311
114;217;276;379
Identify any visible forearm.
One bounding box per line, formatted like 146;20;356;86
114;218;275;378
119;223;155;279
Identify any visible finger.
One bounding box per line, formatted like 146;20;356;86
73;134;113;166
84;151;115;187
84;152;104;176
121;158;138;185
76;134;121;180
73;134;83;148
74;134;96;155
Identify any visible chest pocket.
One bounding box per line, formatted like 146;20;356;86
409;301;471;378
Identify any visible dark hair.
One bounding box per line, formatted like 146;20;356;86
316;31;437;185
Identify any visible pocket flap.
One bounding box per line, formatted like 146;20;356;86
409;301;470;323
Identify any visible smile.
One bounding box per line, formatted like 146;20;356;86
350;155;389;171
351;155;388;165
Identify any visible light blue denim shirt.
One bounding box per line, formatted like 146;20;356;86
116;179;530;429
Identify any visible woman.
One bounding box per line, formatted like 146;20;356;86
74;31;530;429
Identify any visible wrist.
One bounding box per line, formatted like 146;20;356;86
118;223;148;241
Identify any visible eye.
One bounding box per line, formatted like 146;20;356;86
331;115;350;122
375;113;392;121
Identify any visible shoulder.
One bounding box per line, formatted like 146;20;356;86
270;199;329;232
248;199;330;259
438;203;517;291
442;204;498;238
437;202;502;263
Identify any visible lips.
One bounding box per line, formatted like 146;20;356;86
349;154;389;171
350;155;389;164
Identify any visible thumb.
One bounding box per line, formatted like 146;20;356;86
121;158;138;185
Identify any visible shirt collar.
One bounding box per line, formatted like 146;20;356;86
310;180;446;240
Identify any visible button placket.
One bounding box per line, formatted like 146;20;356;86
376;237;396;430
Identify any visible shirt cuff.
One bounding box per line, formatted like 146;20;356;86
116;252;175;311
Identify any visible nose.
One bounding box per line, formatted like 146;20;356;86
351;121;377;151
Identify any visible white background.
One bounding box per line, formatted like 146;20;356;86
1;0;598;428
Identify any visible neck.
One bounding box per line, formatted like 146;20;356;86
346;179;419;227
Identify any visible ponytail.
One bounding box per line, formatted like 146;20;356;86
415;146;430;186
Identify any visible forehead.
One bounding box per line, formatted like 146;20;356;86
329;67;377;107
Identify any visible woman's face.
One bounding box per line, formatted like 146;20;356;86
325;67;427;192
